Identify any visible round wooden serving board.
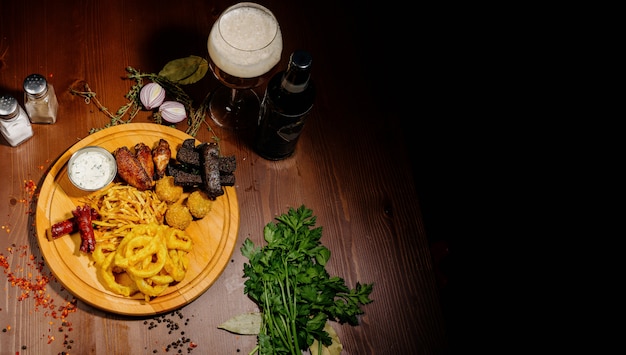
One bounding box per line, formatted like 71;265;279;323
35;123;240;316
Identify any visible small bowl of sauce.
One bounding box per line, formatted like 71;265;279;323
67;146;117;191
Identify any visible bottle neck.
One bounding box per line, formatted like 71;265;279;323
281;74;309;93
278;50;313;94
280;64;310;94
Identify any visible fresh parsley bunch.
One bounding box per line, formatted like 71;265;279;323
241;205;374;355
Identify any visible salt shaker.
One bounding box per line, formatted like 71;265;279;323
255;50;316;160
23;73;58;124
0;94;34;147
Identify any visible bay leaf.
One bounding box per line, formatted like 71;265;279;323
218;312;262;335
159;55;208;84
309;322;343;355
176;58;208;85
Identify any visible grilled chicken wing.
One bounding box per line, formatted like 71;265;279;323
152;139;171;179
134;142;154;180
114;146;154;190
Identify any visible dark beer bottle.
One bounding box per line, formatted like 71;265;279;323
255;50;315;160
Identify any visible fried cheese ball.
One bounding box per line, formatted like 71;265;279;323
165;204;193;230
187;190;213;219
155;176;183;204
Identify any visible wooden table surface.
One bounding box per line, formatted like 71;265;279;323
0;0;449;354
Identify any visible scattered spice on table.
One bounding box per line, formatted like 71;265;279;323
3;160;202;354
0;244;77;353
19;179;38;215
145;310;198;353
1;170;79;353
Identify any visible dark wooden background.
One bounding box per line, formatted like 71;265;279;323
0;0;458;354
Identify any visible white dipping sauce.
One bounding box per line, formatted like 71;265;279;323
68;147;116;191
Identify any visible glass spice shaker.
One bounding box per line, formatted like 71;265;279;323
254;50;316;160
23;73;58;124
0;94;34;147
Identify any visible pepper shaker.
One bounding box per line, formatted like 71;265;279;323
23;73;58;124
0;94;34;147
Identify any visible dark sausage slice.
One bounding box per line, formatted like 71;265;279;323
200;143;224;200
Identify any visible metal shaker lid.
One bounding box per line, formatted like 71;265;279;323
0;94;19;119
23;73;48;97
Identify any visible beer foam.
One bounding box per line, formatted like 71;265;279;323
208;4;282;78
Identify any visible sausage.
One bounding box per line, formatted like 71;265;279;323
71;205;97;253
49;219;75;240
48;208;100;240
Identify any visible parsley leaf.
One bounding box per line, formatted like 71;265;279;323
241;205;374;355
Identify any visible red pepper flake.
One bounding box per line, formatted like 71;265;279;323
1;245;78;349
37;159;52;171
16;179;39;215
23;180;36;197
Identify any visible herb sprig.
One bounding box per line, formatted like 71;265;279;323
69;56;215;139
240;205;374;355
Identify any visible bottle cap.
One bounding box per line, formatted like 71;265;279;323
290;50;312;70
23;73;48;98
0;94;19;119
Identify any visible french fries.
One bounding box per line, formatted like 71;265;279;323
84;183;168;244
